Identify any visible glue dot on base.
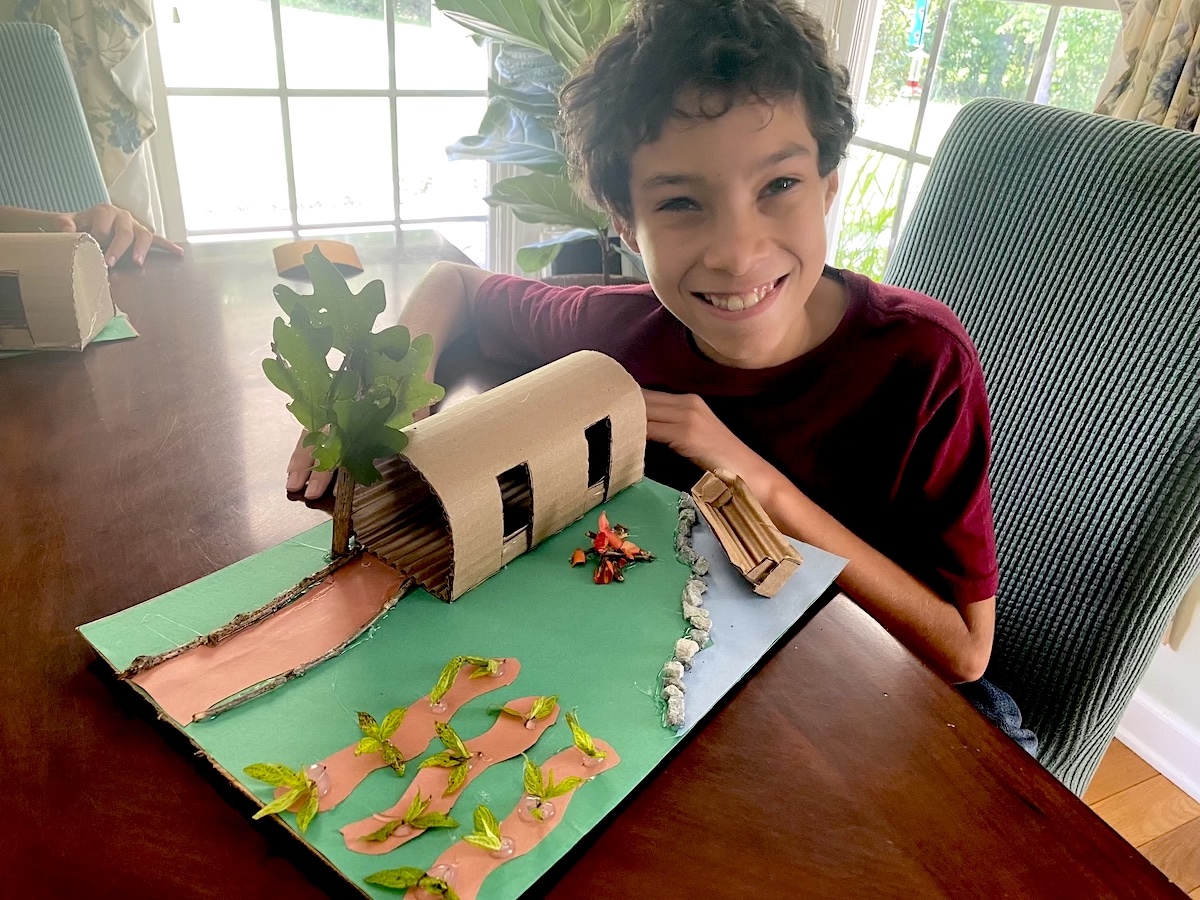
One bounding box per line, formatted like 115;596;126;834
427;863;457;885
517;796;556;824
490;837;516;859
524;719;537;730
490;660;507;678
429;699;449;714
303;763;332;798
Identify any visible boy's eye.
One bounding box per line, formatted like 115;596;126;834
763;177;799;196
657;196;699;212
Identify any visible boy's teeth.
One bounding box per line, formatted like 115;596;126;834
701;279;776;311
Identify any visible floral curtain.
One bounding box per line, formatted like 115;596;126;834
2;0;163;225
1096;0;1200;133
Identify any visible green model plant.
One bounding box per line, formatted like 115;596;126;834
264;248;444;555
437;0;634;277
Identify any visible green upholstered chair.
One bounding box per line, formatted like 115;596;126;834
885;98;1200;794
0;21;109;212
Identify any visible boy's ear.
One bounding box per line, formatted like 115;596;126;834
824;169;840;214
614;218;640;254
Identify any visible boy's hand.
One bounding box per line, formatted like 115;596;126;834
286;431;336;501
285;406;435;502
642;390;759;477
62;203;184;267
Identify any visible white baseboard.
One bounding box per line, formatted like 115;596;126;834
1116;691;1200;804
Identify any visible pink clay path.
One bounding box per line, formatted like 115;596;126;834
132;554;407;724
341;697;559;855
304;659;522;811
407;740;620;900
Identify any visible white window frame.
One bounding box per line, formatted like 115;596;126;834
146;0;495;265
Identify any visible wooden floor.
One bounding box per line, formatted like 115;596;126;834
1086;740;1200;897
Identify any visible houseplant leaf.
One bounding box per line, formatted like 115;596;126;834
487;173;609;231
515;228;598;273
435;0;549;50
536;0;631;70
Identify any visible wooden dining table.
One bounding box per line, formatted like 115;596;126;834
0;230;1184;899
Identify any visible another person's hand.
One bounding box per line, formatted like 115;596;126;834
59;203;183;267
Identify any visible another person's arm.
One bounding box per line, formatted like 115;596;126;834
285;261;494;499
0;203;182;267
642;390;995;684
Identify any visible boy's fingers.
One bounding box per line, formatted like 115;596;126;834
304;469;335;499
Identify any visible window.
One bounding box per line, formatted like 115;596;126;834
584;418;612;499
497;462;533;547
829;0;1122;278
150;0;489;263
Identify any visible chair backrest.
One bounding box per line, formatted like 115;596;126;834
0;22;108;212
886;98;1200;794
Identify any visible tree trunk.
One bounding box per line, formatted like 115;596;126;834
332;466;355;556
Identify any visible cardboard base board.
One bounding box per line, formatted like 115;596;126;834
79;480;844;899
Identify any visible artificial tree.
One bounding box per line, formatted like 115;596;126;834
264;248;445;555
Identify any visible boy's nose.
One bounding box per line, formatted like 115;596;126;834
702;211;770;277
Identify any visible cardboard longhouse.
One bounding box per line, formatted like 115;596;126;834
0;232;114;351
352;350;646;601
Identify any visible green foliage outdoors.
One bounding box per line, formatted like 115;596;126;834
869;0;1118;110
846;0;1121;274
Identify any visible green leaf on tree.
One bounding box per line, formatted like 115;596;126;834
244;762;321;833
566;710;607;760
411;811;460;830
444;762;468;796
529;695;558;720
522;754;585;805
358;711;380;738
264;247;444;489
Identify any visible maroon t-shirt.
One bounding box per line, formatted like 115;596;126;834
471;268;998;607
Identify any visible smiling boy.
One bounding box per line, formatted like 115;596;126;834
288;0;1029;741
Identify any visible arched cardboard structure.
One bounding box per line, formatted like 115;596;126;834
352;351;646;600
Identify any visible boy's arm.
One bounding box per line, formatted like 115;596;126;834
643;390;994;684
286;261;494;499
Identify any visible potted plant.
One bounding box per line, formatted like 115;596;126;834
437;0;640;281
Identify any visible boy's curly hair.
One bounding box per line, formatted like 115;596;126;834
560;0;856;224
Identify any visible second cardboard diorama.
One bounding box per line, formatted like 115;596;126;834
79;250;845;900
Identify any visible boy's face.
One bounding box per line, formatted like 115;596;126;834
618;96;840;369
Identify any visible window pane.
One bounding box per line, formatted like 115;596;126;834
281;0;389;89
155;0;278;88
856;0;945;151
169;97;290;232
396;10;489;91
916;0;1051;158
290;97;394;225
397;98;488;220
833;148;906;280
1042;6;1123;112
